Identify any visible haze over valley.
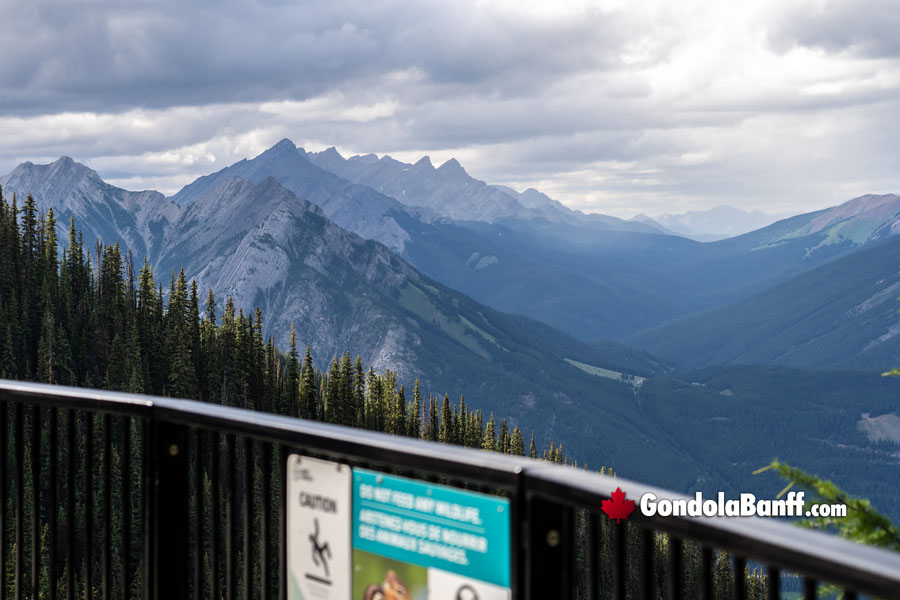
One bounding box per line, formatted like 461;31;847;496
4;142;900;519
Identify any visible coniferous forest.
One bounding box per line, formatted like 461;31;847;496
0;189;544;458
0;188;773;599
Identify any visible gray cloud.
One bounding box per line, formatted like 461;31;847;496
0;0;898;217
0;0;631;115
767;0;900;59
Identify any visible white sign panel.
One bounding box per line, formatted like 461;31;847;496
287;454;352;600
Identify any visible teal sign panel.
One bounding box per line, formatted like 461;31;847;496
352;469;511;588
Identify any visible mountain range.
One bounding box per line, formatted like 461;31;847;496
629;232;900;370
3;143;900;515
0;153;692;483
5;145;900;377
649;206;779;241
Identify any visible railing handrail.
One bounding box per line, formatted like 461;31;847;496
3;379;900;597
0;379;530;487
527;463;900;598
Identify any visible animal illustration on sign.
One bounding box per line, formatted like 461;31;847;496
362;570;410;599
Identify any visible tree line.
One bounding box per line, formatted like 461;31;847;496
0;187;773;599
0;188;575;461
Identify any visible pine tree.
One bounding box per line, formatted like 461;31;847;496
498;419;509;454
285;324;299;417
105;333;128;391
483;413;496;451
36;305;56;384
0;325;15;378
427;395;439;442
397;385;408;436
200;288;220;403
337;352;353;427
510;426;525;456
410;380;422;438
250;307;266;410
299;345;316;420
365;368;379;430
354;356;365;429
323;357;340;424
440;394;453;444
165;269;196;399
189;282;203;397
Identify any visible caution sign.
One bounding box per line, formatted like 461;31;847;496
287;454;352;600
351;469;511;599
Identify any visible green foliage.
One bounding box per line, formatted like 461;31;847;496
638;365;900;522
0;210;565;598
758;460;900;551
0;204;554;451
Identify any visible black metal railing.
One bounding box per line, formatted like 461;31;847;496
1;379;899;599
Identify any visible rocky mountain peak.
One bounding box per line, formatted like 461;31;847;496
350;153;379;165
320;146;343;160
437;158;465;175
263;138;301;159
413;156;434;169
3;156;105;197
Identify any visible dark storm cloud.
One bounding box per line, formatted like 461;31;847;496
0;0;897;217
0;0;631;115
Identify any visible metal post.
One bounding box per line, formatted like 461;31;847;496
150;419;190;600
526;495;574;600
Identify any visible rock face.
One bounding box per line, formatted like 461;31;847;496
310;148;529;223
307;146;666;233
170;139;415;254
0;156;180;260
159;175;426;378
0;155;424;375
803;194;900;242
0;155;676;470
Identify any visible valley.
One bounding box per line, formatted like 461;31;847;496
3;145;899;522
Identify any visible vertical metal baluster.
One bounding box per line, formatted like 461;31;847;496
732;556;746;600
278;446;286;600
120;418;131;600
612;523;626;600
586;512;599;599
767;566;779;600
153;421;190;598
700;547;713;600
243;439;251;600
142;419;153;600
84;413;94;600
194;429;203;600
667;536;681;600
0;402;7;600
640;529;654;600
803;578;817;600
260;443;270;600
66;410;75;600
30;405;39;597
14;403;23;600
48;407;58;600
102;414;112;599
210;433;220;600
226;434;235;600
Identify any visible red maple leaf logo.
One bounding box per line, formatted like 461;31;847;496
601;487;635;524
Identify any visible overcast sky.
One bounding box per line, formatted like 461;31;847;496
1;0;897;218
